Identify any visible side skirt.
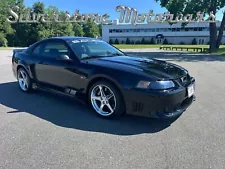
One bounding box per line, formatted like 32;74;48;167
32;82;87;105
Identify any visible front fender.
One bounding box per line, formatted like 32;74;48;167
84;74;124;94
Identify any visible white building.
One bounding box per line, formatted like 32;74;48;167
102;21;225;45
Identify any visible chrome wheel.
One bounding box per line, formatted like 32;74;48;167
18;69;29;91
91;85;116;116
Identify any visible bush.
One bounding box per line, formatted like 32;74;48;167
163;38;169;44
192;38;197;45
150;37;155;44
109;39;113;44
0;33;8;47
141;38;146;44
126;38;130;44
114;39;119;44
136;41;141;44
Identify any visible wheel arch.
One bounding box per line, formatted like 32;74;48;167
85;75;126;109
17;63;34;79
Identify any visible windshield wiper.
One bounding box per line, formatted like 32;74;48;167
81;55;105;60
106;52;124;56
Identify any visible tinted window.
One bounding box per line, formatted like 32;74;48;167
32;44;42;55
32;41;69;58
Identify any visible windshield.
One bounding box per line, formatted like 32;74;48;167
68;39;125;59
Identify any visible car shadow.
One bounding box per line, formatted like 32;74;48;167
125;51;225;62
0;82;179;136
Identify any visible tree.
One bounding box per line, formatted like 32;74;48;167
73;23;84;36
98;24;102;36
109;39;113;44
126;38;130;44
141;38;146;44
0;33;7;47
114;39;119;44
0;0;17;46
192;38;197;45
83;19;100;38
150;37;155;44
136;40;141;44
163;38;169;44
155;0;225;51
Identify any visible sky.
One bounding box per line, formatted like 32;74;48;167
24;0;225;21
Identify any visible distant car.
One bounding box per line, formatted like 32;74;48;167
12;37;196;118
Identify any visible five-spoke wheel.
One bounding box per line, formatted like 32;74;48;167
17;68;32;92
89;81;125;118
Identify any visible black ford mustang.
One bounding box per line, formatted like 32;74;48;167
12;37;196;119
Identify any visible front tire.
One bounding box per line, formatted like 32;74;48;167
88;81;125;118
17;68;32;92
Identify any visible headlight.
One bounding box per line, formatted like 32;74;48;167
136;80;175;90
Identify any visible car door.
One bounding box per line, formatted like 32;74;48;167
32;40;82;89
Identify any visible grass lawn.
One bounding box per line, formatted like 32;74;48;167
114;44;225;55
0;47;17;50
113;44;162;49
210;47;225;55
113;44;216;49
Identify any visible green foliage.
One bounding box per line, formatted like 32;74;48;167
136;40;141;44
141;38;146;44
98;24;102;36
126;38;130;44
0;33;8;47
163;38;169;44
109;39;113;44
155;0;225;49
0;1;102;47
150;37;155;44
114;39;119;44
73;23;84;37
0;0;17;46
83;19;100;38
192;38;197;45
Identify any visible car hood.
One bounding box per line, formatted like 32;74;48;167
94;56;188;80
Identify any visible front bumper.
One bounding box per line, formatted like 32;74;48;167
123;79;196;118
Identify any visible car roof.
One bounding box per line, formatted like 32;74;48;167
49;36;98;41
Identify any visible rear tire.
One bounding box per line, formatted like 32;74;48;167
88;80;125;118
17;68;32;93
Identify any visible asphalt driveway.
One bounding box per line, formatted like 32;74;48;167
0;49;224;169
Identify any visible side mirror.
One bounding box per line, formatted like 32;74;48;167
57;54;72;61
